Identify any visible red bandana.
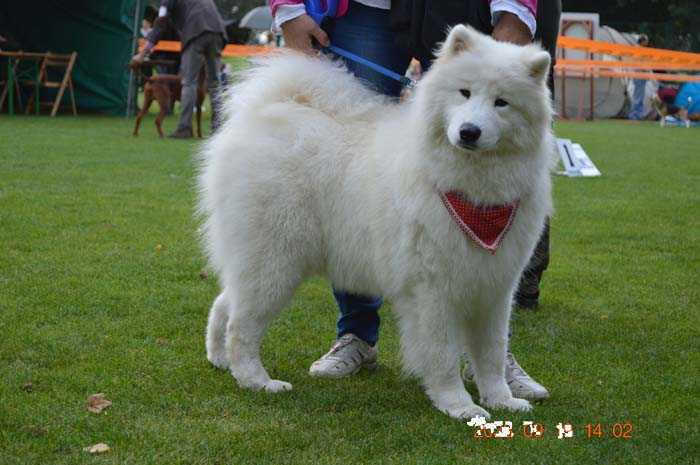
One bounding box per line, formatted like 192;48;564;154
439;192;519;254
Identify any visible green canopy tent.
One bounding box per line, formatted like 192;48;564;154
0;0;145;115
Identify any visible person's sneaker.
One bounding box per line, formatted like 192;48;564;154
461;352;549;401
309;333;378;378
168;128;193;139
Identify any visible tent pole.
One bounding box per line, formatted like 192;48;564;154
126;0;142;117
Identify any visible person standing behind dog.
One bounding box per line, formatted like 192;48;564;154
271;0;560;401
131;0;227;138
628;34;650;121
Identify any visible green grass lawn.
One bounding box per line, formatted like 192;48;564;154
0;115;698;464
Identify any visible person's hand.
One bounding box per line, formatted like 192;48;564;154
281;14;330;54
492;12;532;46
130;51;146;68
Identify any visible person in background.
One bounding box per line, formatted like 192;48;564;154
131;0;228;138
145;5;182;76
628;34;650;121
271;0;560;401
141;6;155;38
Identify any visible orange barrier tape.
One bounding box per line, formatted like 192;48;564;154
221;44;271;57
140;39;270;57
142;38;700;79
145;37;700;63
557;36;700;65
555;67;700;83
556;59;700;71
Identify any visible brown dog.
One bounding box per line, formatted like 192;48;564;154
133;68;207;138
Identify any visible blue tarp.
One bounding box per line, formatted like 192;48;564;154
675;82;700;115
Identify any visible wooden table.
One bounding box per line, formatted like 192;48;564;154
0;51;46;116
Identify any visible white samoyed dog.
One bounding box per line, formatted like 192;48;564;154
198;25;554;420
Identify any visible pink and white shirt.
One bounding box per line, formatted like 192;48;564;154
270;0;538;37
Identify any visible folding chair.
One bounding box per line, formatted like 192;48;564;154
25;51;77;116
0;56;23;113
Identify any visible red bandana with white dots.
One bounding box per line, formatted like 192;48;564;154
439;192;519;254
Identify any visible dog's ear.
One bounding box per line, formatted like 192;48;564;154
437;24;477;59
528;51;551;82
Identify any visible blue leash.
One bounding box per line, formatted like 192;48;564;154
325;45;415;87
305;0;415;88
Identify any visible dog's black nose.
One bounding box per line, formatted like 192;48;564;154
459;123;481;145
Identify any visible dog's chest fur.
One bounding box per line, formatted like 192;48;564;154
373;180;545;307
320;133;548;308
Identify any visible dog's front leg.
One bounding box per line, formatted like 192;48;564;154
396;294;490;420
465;292;532;412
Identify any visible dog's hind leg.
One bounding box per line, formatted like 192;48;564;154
395;292;490;420
133;90;153;137
464;292;532;413
223;272;301;393
155;104;167;138
204;161;321;392
206;290;231;369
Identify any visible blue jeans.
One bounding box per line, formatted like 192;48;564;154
325;2;413;97
629;79;646;120
325;1;412;345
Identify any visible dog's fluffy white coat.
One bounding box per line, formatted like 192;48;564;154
198;25;555;419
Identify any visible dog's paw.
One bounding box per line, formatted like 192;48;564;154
236;377;293;393
442;404;491;421
262;379;293;393
207;352;230;370
482;396;532;412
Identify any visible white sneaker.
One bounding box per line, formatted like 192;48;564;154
309;333;378;378
461;352;550;401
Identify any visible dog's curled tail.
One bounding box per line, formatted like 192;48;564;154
219;50;386;124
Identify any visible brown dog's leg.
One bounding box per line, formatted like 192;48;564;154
155;103;167;138
134;88;154;137
151;84;172;138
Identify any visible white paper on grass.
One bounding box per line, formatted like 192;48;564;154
556;138;601;177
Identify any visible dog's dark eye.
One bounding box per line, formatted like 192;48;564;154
460;89;471;99
495;98;509;107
